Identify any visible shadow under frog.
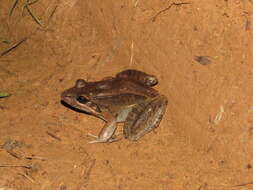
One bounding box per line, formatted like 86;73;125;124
61;69;168;143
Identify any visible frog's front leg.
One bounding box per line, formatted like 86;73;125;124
88;112;118;144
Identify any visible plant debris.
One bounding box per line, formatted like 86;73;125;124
0;38;27;56
0;164;32;169
46;131;62;141
194;56;212;65
151;2;191;22
213;105;224;125
9;0;19;16
25;4;43;27
0;92;11;98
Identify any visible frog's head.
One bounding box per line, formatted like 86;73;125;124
61;79;101;116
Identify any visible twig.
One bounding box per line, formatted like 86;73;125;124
9;0;19;16
18;172;35;183
25;4;43;27
0;164;32;169
226;181;253;187
26;0;40;6
129;41;134;66
25;156;47;161
47;3;58;24
46;131;62;141
1;37;27;56
21;0;40;17
6;150;23;159
151;2;191;22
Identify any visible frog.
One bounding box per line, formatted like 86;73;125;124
61;69;168;143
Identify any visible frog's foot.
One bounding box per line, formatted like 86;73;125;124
87;133;121;144
87;133;111;144
123;95;168;141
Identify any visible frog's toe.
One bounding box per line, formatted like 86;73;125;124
87;133;107;143
146;76;158;86
87;133;98;138
88;139;107;144
87;133;121;143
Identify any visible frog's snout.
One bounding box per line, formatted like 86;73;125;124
61;91;74;104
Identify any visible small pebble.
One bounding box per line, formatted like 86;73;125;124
194;56;212;65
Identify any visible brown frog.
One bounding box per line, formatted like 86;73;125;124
61;69;168;143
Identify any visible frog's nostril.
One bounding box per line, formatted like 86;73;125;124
76;79;87;88
62;94;71;101
77;96;89;104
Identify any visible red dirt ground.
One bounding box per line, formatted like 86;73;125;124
1;0;253;189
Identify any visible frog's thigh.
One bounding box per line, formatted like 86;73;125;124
123;95;168;141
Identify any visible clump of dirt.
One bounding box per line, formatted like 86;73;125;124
1;0;253;189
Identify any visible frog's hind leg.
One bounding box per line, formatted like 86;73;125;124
116;69;158;87
123;95;168;141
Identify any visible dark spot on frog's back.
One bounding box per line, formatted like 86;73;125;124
97;83;112;90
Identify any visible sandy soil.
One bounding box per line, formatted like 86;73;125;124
0;0;253;189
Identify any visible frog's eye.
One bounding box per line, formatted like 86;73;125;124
77;96;89;104
75;79;87;88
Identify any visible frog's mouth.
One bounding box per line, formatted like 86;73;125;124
75;96;101;113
